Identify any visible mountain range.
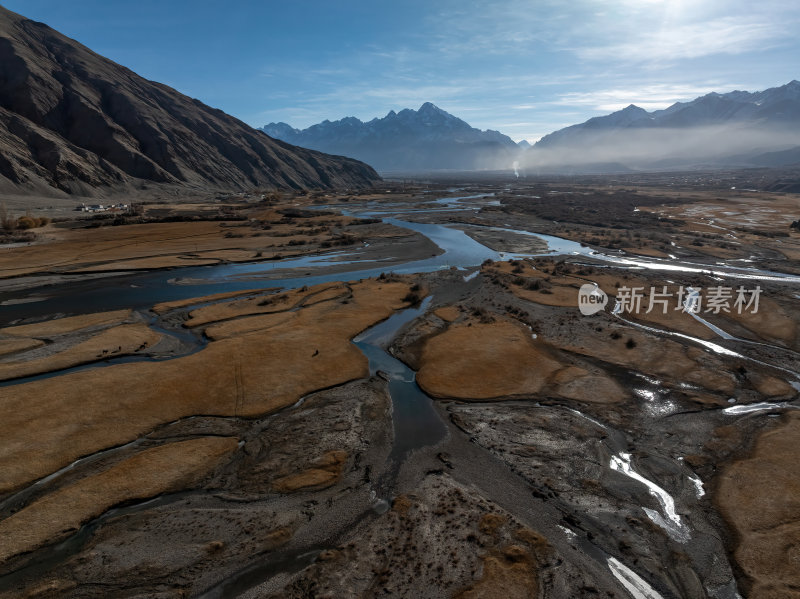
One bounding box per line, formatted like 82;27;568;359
527;81;800;172
266;82;800;174
263;104;522;172
0;6;379;198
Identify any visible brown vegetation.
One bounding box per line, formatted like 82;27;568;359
0;309;132;337
0;323;161;381
417;320;562;399
271;450;348;493
0;437;238;563
717;413;800;598
0;280;410;494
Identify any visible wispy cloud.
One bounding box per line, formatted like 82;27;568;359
576;18;788;63
553;82;751;112
245;0;799;141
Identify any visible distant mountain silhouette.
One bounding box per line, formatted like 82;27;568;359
263;103;521;172
528;81;800;172
0;6;379;197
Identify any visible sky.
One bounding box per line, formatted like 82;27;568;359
4;0;799;142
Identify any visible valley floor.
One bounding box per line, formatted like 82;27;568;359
0;176;799;598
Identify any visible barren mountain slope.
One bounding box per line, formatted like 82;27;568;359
0;6;380;197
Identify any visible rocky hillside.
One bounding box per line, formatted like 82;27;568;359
0;6;380;197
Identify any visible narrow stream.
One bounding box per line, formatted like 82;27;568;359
352;296;447;461
194;298;448;598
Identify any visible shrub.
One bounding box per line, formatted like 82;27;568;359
526;279;540;290
15;216;37;230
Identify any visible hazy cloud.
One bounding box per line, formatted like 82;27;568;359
524;124;800;170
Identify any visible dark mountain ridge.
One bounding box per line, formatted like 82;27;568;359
0;6;380;197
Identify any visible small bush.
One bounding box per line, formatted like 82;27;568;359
15;216;37;230
525;279;542;291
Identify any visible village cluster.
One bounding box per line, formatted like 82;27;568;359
74;202;129;213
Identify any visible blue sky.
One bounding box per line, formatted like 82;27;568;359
4;0;798;141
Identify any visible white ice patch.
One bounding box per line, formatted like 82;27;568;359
677;457;705;498
608;557;665;599
558;525;577;540
688;473;705;498
722;402;796;415
634;389;678;417
633;373;661;386
610;452;690;542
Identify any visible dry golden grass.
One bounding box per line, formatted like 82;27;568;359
456;516;548;599
511;285;581;308
204;311;295;341
0;280;410;494
0;324;161;381
0;338;44;357
750;374;795;397
717;413;800;599
417;320;562;400
433;306;462;322
0;217;349;278
300;284;351;306
183;283;346;328
552;367;627;404
0;221;233;278
0;310;131;338
455;547;539;599
713;295;797;345
775;245;800;262
271;450;348;493
187;249;264;262
622;246;671;258
651;193;800;233
563;329;736;394
74;256;220;271
0;437;238;563
151;289;272;314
